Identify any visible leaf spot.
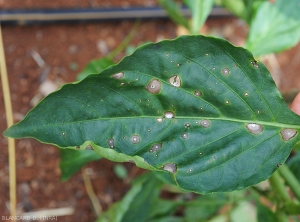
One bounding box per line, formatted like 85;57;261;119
62;132;66;136
251;60;259;68
162;163;177;173
146;79;161;94
246;123;263;134
156;118;163;123
194;90;202;97
130;135;140;144
200;119;210;128
244;92;249;96
150;143;162;152
221;67;230;76
225;100;230;104
112;72;124;79
199;152;203;155
169;75;181;87
185;123;191;128
164;111;175;119
107;138;114;148
280;129;297;141
181;132;188;139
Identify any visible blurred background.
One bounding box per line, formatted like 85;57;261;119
1;0;300;221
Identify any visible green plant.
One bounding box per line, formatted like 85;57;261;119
4;34;300;221
4;0;300;221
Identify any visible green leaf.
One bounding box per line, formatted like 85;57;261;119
256;201;277;222
286;152;300;182
76;57;114;80
230;201;256;222
149;217;184;222
113;164;128;180
158;0;190;30
219;0;248;22
183;0;214;34
59;148;101;181
147;199;179;220
245;0;300;56
4;35;300;194
97;173;163;222
184;193;227;221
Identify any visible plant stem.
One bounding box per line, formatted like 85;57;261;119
269;170;290;203
107;19;140;60
269;171;290;221
82;168;102;217
0;24;16;221
278;164;300;201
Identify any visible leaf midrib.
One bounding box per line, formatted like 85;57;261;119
30;116;300;130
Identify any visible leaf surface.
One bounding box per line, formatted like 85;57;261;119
183;0;214;34
4;35;300;193
59;149;101;181
97;173;164;222
245;0;300;56
158;0;190;30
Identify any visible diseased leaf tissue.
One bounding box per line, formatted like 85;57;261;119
4;35;300;193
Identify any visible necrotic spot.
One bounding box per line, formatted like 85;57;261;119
164;111;174;119
107;138;114;148
169;75;181;87
280;129;297;141
131;135;140;144
146;79;161;94
194;90;202;97
222;68;230;76
246;123;263;134
150;143;162;152
162;163;177;173
181;132;188;139
112;72;124;79
200;119;210;128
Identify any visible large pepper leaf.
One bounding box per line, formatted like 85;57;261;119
4;35;300;194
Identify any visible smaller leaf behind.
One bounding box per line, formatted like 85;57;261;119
245;0;300;56
184;193;227;221
183;0;214;34
59;149;101;181
158;0;190;31
76;57;114;80
97;173;177;222
256;201;277;222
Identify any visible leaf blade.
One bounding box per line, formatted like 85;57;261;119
4;35;300;194
245;0;300;56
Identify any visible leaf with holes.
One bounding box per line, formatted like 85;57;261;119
4;35;300;194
